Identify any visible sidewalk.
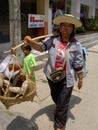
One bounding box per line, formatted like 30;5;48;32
0;44;98;130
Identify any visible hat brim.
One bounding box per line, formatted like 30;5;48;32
53;14;82;28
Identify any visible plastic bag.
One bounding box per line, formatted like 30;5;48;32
0;54;20;78
82;60;88;78
82;46;88;78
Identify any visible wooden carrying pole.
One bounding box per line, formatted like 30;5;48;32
4;34;53;54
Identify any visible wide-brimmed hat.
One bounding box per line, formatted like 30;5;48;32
53;14;82;28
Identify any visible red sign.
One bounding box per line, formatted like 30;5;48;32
28;14;45;28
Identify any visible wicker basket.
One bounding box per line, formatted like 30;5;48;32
0;80;36;109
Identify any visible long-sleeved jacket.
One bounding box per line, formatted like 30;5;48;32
40;36;84;87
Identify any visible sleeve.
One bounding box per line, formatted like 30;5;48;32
40;37;54;51
73;42;84;73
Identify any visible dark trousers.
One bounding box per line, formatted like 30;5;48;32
47;78;73;129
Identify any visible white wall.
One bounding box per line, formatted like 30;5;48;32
80;0;96;18
71;0;97;18
48;8;52;34
96;1;98;9
71;0;81;19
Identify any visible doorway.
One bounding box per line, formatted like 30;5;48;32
0;0;9;43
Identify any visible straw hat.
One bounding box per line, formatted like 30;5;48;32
53;14;82;28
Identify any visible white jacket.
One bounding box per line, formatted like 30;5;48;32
40;36;84;87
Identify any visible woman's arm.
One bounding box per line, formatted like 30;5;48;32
77;72;83;90
24;36;43;52
72;42;84;90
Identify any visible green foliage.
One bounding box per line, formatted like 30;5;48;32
85;16;98;31
76;26;87;34
76;16;98;34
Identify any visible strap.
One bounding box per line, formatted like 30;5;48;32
62;49;69;67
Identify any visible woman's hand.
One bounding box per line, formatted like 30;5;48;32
24;35;42;52
77;79;83;90
77;72;83;90
24;36;32;44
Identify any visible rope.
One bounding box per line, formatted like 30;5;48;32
3;54;26;97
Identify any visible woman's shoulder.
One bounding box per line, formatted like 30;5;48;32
69;37;77;42
70;37;81;45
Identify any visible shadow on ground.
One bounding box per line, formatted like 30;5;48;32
68;94;82;120
30;94;81;122
6;94;81;130
6;116;38;130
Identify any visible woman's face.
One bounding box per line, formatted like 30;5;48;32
59;22;74;37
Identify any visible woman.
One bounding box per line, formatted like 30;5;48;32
24;14;83;130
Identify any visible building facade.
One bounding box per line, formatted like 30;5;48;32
0;0;98;45
0;0;51;45
71;0;98;18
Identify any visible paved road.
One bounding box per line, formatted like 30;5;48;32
0;33;98;130
0;44;98;130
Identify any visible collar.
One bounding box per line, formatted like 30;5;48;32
60;37;76;43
